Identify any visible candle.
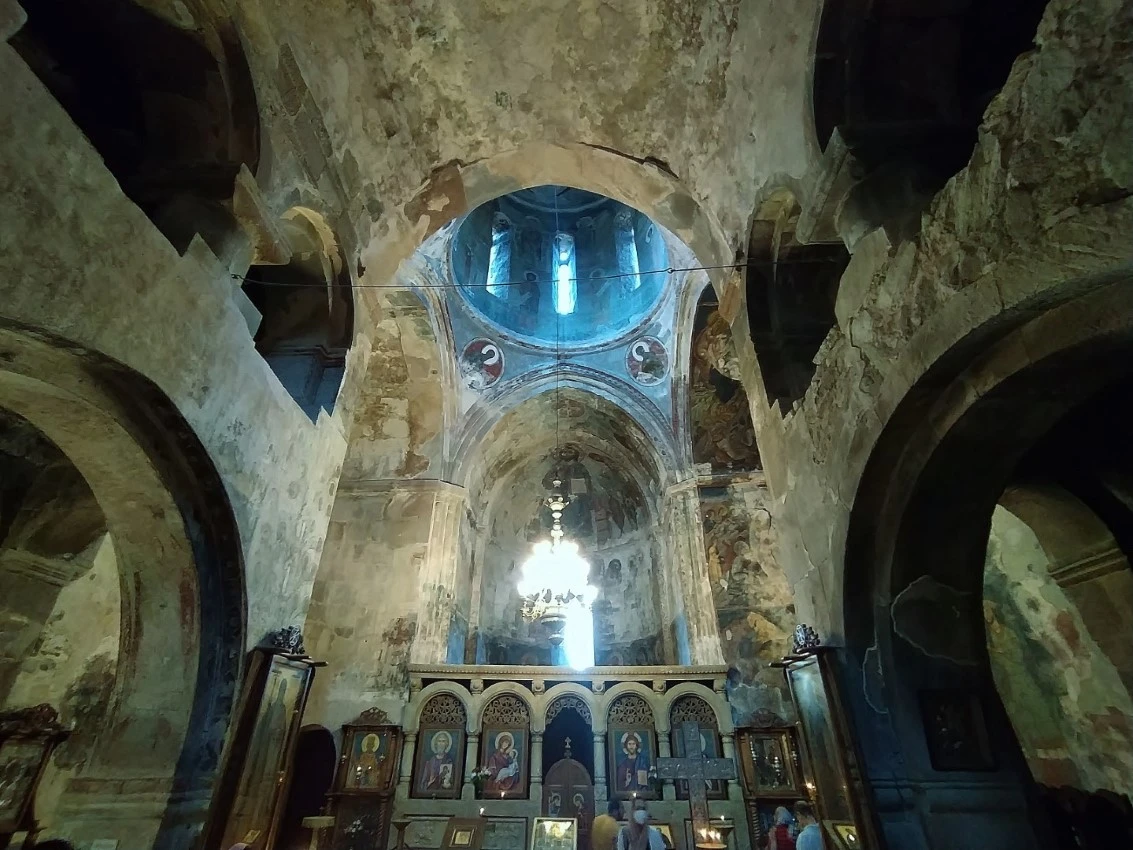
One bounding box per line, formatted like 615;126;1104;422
500;792;505;799
479;808;485;816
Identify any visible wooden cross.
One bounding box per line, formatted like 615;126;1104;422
654;722;736;842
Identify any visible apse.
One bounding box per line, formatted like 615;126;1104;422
463;388;670;667
451;186;669;347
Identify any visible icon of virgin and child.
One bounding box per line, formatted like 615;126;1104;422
482;730;522;793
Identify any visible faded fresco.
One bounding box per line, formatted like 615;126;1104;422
690;305;761;471
984;506;1133;795
477;445;664;663
700;482;795;723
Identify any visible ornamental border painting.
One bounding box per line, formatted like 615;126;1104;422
479;727;529;800
413;726;466;799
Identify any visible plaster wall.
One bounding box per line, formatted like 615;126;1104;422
985;506;1133;795
5;535;121;838
304;485;456;733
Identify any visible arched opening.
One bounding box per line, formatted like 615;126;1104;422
745;191;849;414
811;0;1050;236
842;277;1133;848
275;725;336;850
242;208;354;422
0;410;116;836
0;326;245;849
460;387;670;667
11;0;260;255
543;697;594;782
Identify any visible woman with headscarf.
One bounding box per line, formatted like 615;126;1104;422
616;799;665;850
768;806;796;850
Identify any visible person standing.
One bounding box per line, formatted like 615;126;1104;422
794;801;825;850
617;799;665;850
768;806;797;850
592;799;622;849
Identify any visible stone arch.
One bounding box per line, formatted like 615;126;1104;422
452;375;676;494
0;324;245;849
242;206;355;422
11;0;260;255
358;143;737;324
476;684;539;733
405;683;474;733
662;684;733;734
841;276;1133;847
599;683;659;735
543;685;596;728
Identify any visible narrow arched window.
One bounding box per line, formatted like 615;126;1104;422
486;213;512;298
552;232;577;315
614;211;642;292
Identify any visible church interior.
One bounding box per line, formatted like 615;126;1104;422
1;0;1132;848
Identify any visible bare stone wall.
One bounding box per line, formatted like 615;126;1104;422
741;0;1133;640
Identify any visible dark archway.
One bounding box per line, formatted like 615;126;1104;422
0;321;246;849
841;276;1133;849
276;725;337;850
811;0;1050;242
12;0;260;255
243;209;354;422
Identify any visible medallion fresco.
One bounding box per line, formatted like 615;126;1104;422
460;337;504;389
626;336;668;386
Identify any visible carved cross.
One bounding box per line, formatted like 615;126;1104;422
654;722;736;841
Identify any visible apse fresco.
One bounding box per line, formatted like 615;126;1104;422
984;507;1133;794
699;484;795;723
690;306;761;471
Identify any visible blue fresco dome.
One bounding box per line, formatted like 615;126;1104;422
451;186;669;347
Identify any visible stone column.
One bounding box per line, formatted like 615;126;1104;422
531;732;544;801
657;730;676;801
462;732;480;801
721;734;742;801
397;732;417;799
593;732;608;802
410;482;469;665
663;480;724;665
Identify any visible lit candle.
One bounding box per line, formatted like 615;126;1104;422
479;808;485;816
500;792;505;799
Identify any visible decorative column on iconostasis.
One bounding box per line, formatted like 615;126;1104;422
410;482;470;665
462;732;480;800
397;731;417;799
531;732;544;800
721;733;742;801
593;731;608;802
663;479;725;665
657;729;677;801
